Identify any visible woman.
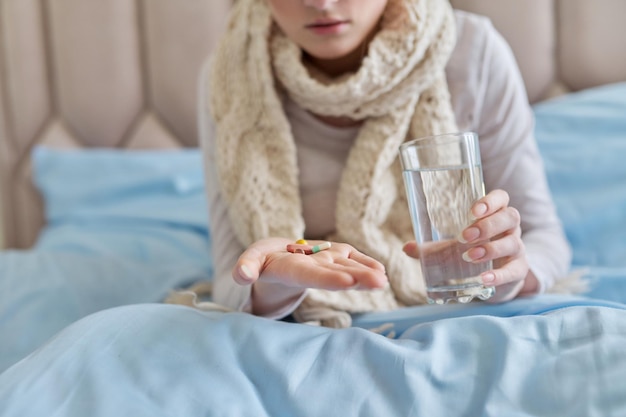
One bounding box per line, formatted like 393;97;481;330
198;0;571;327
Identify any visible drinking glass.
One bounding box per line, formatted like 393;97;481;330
399;132;495;304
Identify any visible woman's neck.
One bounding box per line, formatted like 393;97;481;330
312;113;363;128
302;24;381;127
303;43;367;78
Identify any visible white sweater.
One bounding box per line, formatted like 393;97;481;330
199;11;572;318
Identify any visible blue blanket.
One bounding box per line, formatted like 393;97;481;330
1;83;626;415
2;303;626;416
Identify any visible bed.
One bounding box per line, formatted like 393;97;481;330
1;1;626;415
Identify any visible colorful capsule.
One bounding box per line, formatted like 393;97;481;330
286;241;332;255
311;241;332;253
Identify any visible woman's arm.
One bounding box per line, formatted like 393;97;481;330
197;60;254;313
465;15;572;294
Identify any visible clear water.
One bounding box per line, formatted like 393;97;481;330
403;165;495;304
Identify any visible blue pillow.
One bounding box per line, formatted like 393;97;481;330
533;82;626;267
1;148;214;372
33;147;208;229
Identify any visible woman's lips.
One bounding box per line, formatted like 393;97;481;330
306;19;350;35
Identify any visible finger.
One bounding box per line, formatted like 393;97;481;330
481;258;528;303
233;238;292;285
471;189;510;220
278;252;387;290
233;246;265;285
332;258;388;288
346;249;386;272
460;206;521;243
288;262;360;290
402;241;420;258
311;241;385;271
481;256;529;289
462;233;525;264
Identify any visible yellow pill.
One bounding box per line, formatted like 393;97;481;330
295;239;308;245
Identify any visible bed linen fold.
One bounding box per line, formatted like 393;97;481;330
1;302;625;417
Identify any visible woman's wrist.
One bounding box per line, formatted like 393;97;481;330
518;270;540;296
251;281;306;317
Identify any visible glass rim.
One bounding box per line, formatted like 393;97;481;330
399;131;478;152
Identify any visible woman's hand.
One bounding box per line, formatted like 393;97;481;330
233;238;388;315
403;189;538;303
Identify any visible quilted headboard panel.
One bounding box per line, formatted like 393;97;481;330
0;0;230;248
1;0;626;249
451;0;626;102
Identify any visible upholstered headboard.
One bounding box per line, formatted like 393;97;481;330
0;0;230;248
451;0;626;102
1;0;625;249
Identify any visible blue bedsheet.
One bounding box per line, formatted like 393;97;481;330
1;83;626;415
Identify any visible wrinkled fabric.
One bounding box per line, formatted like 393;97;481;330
1;302;626;417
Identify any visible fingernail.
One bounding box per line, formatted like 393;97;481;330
240;264;254;280
482;272;495;284
458;227;480;243
462;247;486;262
471;203;488;220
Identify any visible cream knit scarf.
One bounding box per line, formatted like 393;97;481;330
209;0;458;327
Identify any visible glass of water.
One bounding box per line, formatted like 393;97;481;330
399;132;495;304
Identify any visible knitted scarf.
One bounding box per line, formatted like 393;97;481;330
208;0;458;327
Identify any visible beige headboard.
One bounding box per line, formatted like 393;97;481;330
1;0;625;249
451;0;626;102
0;0;230;248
